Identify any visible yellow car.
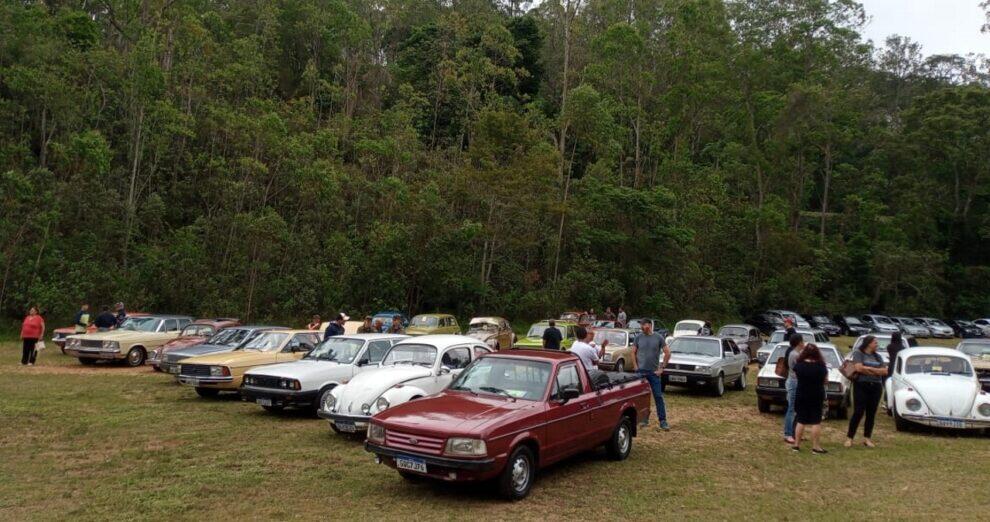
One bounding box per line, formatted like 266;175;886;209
177;329;322;398
405;314;460;335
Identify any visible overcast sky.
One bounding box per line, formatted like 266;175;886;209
858;0;990;56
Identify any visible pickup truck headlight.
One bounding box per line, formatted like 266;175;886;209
367;423;386;443
444;437;487;456
375;397;390;412
102;340;120;351
826;382;842;393
209;366;230;377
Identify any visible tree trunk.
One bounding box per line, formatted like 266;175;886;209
819;142;832;248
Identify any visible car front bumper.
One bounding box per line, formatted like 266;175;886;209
177;375;236;389
64;348;122;360
320;411;372;433
900;414;990;429
757;385;787;404
663;371;715;388
366;442;498;481
240;385;319;408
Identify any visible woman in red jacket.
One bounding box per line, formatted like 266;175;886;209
20;306;45;366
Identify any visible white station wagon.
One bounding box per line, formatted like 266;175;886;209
886;347;990;431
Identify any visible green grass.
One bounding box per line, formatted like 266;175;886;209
1;337;987;520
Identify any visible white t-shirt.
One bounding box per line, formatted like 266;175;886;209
570;341;599;370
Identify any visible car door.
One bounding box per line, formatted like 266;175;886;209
278;333;315;362
720;340;738;378
544;363;595;464
747;328;762;358
432;346;472;393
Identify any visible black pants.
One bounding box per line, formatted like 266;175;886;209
21;338;38;365
847;381;882;438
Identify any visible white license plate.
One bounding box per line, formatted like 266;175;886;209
186;378;200;386
669;375;687;383
396;456;427;474
168;366;179;374
257;398;273;407
336;421;357;433
933;419;964;429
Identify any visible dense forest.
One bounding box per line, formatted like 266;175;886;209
1;0;989;325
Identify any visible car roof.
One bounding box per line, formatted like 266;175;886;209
393;334;483;348
484;349;579;363
593;328;629;334
142;314;193;319
469;317;505;323
720;324;754;329
958;339;990;344
533;320;576;326
412;313;455;318
671;335;720;342
237;325;288;330
900;346;967;358
331;334;408;340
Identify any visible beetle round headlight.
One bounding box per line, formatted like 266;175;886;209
375;397;390;412
978;403;990;417
322;393;336;412
906;398;922;412
361;403;371;415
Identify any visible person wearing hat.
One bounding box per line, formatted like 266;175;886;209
387;315;405;334
357;316;376;333
324;312;348;338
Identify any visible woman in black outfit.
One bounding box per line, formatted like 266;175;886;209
791;343;828;454
846;335;887;448
886;331;906;377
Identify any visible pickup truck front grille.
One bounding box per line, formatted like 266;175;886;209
385;430;444;455
180;364;212;377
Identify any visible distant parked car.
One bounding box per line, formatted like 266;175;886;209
64;314;193;366
771;310;810;328
671;319;712;339
848;334;917;366
514;321;577;349
861;314;900;334
662;336;748;397
756;328;830;366
833;315;871;337
915;317;954;339
158;325;286;374
973;319;990;337
717;324;763;361
756;342;850;418
465;316;514;350
890;316;931;338
956;339;990;391
595;328;634;372
745;313;785;336
886;347;990;431
804;314;842;337
373;311;408;330
406;314;460;335
946;319;983;339
625;318;668;339
148;318;241;371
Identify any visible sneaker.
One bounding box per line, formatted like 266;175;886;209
791;446;800;452
812;448;828;455
27;363;34;366
659;421;670;431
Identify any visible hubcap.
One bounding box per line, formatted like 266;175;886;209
511;456;530;492
129;350;141;364
717;377;724;394
616;360;624;372
618;424;630;454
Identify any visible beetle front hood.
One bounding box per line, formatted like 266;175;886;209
905;374;979;416
375;391;533;435
334;366;433;413
181;350;279;368
245;359;346;380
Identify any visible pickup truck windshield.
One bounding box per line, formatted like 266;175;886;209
669;338;720;357
306;337;365;362
382;344;437;367
450;358;551;400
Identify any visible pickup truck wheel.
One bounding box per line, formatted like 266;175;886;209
498;445;535;500
79;358;97;366
605;416;633;461
195;387;219;398
757;398;770;413
125;347;146;367
615;359;625;373
712;374;725;397
734;369;747;390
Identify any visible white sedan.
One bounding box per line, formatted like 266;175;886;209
318;335;491;434
755;342;851;418
886;347;990;431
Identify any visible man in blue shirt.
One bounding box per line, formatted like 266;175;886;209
324;312;348;338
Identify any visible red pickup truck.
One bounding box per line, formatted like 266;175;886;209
364;349;651;499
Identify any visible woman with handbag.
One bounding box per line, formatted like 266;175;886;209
791;343;829;454
845;335;887;448
20;306;45;366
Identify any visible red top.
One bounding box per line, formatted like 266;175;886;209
21;314;45;339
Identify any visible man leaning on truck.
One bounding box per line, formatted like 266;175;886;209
633;321;671;431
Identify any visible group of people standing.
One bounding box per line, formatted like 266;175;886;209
579;306;628;327
18;302;128;366
311;312;406;339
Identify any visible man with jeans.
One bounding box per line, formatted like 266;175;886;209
782;333;805;444
633;321;671;430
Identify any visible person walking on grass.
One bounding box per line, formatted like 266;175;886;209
782;333;805;444
633;321;671;431
846;335;887;448
791;343;829;454
542;319;563;350
20;306;45;366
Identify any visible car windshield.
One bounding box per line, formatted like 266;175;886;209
305;337;365;363
208;328;249;347
526;324;550;337
382;344;437;367
410;316;438;327
594;330;627;347
626;319;643;329
118;317;160;332
904;355;973;376
812;316;831;324
719;326;747;338
669;338;720;357
896;318;919;326
468;321;498;332
238;332;288;351
844;316;864;326
675;321;703;332
450;358;551;401
768;345;840;368
873;316;894;324
769;330;812;344
956;320;974;326
959;343;990;357
929;319;947;326
560;313;579;321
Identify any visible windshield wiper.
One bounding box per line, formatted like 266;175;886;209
478;386;515;400
450;385;478;396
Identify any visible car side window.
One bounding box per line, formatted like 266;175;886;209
441;347;471;369
472;345;492;359
164;319;179;332
895;356;902;375
366;341;391;363
178;319;192;329
721;340;733;356
552;364;581;399
730;341;740;355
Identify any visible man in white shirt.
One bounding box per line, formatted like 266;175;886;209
569;327;607;371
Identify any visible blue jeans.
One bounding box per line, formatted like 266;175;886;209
783;378;797;438
638;370;667;424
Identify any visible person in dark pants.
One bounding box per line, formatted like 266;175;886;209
632;321;671;431
846;335;887;448
791;343;828;454
542;319;563;350
20;306;45;366
886;331;906;377
782;317;797;341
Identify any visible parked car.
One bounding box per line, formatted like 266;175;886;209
406;314;460;335
947;319;984;339
861;314;900;334
972;318;990;337
513;321;577;349
158;325;286;374
890;316;932;338
848;333;916;366
625;318;668;339
755;342;850;418
240;334;407;413
756;329;830;366
51;312;151;352
745;313;785;336
661;336;748;396
364;349;651;499
833;315;871;337
64;315;193;366
373;311;409;330
465;317;514;350
176;330;321;397
595;328;634;372
771;310;810;328
886;347;990;431
671;319;712;339
915;317;954;339
592;320;616;328
559;311;584;324
956;339;990;391
148;318;241;371
717;324;763;361
804;314;842;337
319;335;491;434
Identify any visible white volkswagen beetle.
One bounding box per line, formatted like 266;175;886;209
318;335;491;434
886;347;990;431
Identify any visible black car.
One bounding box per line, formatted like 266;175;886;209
805;314;842;336
745;313;785;336
946;319;984;339
833;315;871;337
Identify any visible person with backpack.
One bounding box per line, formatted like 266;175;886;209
845;335;887;448
791;343;829;454
777;333;805;444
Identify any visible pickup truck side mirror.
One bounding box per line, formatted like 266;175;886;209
557;386;580;403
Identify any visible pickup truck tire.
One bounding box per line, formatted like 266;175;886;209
712;374;725;397
757;398;770;413
498;445;535;500
195;387;219;398
125;347;146;367
605;415;633;461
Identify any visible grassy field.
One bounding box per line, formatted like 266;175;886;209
1;337;987;521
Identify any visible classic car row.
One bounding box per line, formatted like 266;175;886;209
743;310;988;339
